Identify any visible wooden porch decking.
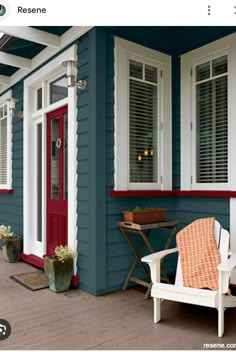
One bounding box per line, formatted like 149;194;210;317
1;252;236;350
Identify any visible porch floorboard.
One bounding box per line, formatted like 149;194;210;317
1;252;236;350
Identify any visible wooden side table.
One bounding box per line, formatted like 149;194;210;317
117;219;178;299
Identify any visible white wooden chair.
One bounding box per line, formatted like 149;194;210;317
142;220;236;337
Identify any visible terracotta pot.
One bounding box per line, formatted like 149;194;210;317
44;256;73;293
123;208;166;224
2;236;23;263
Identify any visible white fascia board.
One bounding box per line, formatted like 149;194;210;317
0;26;93;94
0;52;31;70
0;26;60;48
0;75;10;86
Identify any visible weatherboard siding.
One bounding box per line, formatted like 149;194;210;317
77;32;90;291
77;28;107;295
103;29;231;294
0;82;23;238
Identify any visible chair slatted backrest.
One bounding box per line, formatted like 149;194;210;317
175;220;230;286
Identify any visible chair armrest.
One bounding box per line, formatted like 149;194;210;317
141;247;178;284
218;253;236;273
142;247;178;264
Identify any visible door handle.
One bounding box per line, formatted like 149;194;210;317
56;138;62;149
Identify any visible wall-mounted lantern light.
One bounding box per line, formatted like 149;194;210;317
8;97;23;118
62;60;87;90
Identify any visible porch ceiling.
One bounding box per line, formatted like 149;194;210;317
0;25;85;93
0;26;236;93
107;26;236;56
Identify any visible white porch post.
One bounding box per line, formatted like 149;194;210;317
23;86;34;254
67;62;78;275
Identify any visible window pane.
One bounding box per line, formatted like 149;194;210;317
129;79;157;183
51;118;60;199
196;76;228;183
37;123;42;242
50;75;68;104
129;60;143;79
37;88;42;110
212;55;227;77
145;64;157;83
196;62;210;82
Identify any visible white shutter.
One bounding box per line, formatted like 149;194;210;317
0;104;8;186
195;55;228;184
129;59;158;184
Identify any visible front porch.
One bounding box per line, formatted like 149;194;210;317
1;252;236;350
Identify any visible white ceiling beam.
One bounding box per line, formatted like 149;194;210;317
0;52;31;70
0;75;10;86
0;26;60;48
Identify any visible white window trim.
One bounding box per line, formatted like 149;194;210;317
181;33;236;191
114;37;172;191
0;90;13;190
23;45;78;276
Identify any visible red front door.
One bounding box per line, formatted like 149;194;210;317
47;106;68;256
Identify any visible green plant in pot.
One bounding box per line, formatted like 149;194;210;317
44;245;76;293
0;225;23;263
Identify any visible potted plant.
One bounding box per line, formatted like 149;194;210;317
44;245;76;293
123;206;166;225
0;225;23;263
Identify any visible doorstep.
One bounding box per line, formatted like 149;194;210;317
20;253;44;269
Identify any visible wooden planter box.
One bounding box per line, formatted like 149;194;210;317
123;208;166;225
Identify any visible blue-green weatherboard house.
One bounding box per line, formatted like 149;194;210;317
0;26;236;295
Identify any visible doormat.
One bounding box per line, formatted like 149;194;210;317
10;270;49;291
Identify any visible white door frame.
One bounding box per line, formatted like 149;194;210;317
23;45;78;273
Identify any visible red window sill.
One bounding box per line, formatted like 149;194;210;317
0;189;13;194
110;190;236;198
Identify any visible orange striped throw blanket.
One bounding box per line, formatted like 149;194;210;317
176;217;221;291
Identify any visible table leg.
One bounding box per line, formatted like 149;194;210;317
138;230;155;253
139;227;176;285
121;228;151;290
164;225;178;250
